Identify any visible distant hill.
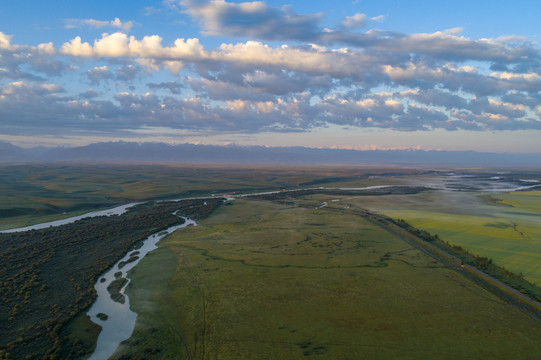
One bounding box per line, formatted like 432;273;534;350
0;141;36;163
0;141;539;166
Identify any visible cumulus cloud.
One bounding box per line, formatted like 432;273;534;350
60;32;206;60
116;64;142;81
176;1;538;68
0;32;16;50
86;64;143;85
65;17;135;32
0;32;77;80
79;89;100;99
399;89;468;109
2;1;541;137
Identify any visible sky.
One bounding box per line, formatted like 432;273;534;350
1;0;541;153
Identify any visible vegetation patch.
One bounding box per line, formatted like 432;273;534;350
107;278;128;304
118;198;541;359
346;188;541;285
484;221;512;229
0;198;222;360
2;165;541;359
0;164;413;230
118;256;139;270
392;218;541;302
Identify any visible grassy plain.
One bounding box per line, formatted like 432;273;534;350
2;165;541;358
0;164;408;230
345;189;541;285
117;198;541;359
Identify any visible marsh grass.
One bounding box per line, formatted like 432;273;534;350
118;198;541;359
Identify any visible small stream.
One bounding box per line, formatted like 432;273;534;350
86;214;197;360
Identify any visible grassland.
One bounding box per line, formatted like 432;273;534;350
343;188;541;285
0;164;411;230
116;198;541;359
1;165;540;359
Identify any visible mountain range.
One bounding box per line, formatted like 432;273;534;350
0;141;539;166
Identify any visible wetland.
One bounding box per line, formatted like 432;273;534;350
1;164;540;359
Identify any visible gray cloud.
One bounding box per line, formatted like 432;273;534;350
79;89;100;99
178;1;540;69
186;69;334;101
180;0;322;41
399;89;468;109
1;0;541;138
147;81;185;94
0;38;73;81
87;66;114;85
116;64;142;81
2;78;541;136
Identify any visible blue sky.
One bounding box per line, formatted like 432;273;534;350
1;0;541;152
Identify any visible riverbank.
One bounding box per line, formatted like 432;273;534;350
87;215;196;360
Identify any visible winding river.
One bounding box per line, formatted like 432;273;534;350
2;178;539;359
86;214;196;360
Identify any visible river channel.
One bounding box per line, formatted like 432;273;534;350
0;203;140;233
86;214;196;360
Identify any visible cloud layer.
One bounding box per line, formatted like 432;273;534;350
1;0;540;139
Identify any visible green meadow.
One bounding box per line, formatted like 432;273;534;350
346;189;541;285
1;165;541;359
0;164;403;230
116;198;541;359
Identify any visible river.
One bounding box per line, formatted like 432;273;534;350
2;179;539;358
86;214;197;360
0;203;141;233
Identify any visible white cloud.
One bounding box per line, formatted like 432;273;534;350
0;32;16;50
65;17;134;32
61;32;206;60
37;42;56;55
342;13;368;29
61;36;94;57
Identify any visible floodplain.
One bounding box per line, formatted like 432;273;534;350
1;164;541;359
118;197;541;359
